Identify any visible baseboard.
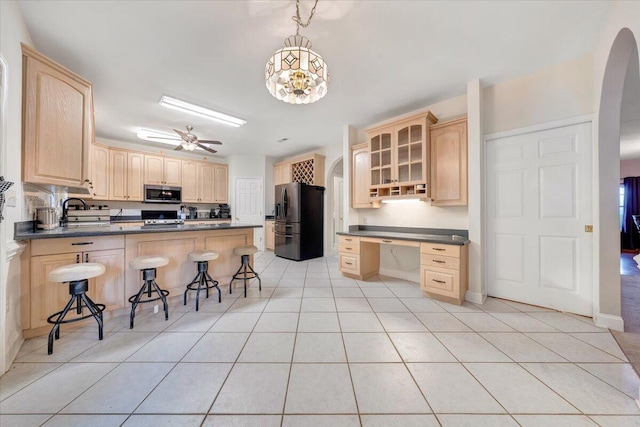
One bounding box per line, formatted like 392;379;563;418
465;290;486;304
378;267;420;283
594;312;624;331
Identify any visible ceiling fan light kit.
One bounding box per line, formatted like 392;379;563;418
158;95;246;127
265;0;328;105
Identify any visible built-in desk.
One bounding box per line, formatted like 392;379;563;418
337;227;470;305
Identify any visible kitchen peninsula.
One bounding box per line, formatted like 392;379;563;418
15;223;260;338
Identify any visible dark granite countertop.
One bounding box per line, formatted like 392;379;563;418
337;226;469;245
15;222;261;241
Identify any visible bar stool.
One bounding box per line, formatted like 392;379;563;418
229;245;261;298
47;263;106;355
128;255;170;329
184;250;221;311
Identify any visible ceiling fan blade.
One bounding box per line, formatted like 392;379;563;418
173;129;188;140
197;139;223;145
174;145;183;151
150;136;181;140
197;143;217;154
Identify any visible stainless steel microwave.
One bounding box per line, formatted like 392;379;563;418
144;185;182;204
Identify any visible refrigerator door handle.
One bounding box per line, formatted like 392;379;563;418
282;187;288;219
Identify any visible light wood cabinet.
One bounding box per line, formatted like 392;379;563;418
183;161;216;203
109;149;144;201
22;44;94;191
91;144;109;199
265;220;275;251
337;235;379;280
274;162;291;186
213;163;228;203
351;143;379;209
29;236;125;329
420;242;468;305
430;117;468;206
367;112;437;200
144;154;182;186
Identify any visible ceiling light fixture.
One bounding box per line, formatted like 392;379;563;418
137;128;180;143
159;95;246;127
265;0;328;104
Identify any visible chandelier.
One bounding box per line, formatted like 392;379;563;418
265;0;328;104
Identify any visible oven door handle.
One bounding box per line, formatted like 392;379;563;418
275;232;294;238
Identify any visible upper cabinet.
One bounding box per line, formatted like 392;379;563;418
273;161;291;186
91;144;109;199
22;44;94;191
351;143;378;209
144;154;182;186
183;161;219;203
213;163;228;203
108;148;144;201
430;117;468;206
367;112;437;200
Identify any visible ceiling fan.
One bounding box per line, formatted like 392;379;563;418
154;125;222;154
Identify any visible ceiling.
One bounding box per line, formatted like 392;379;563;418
17;0;620;159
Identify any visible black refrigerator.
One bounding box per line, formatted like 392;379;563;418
275;182;325;261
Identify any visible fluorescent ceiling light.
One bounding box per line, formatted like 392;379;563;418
381;198;422;204
136;128;179;143
159;95;246;127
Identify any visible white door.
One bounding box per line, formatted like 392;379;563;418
485;121;593;316
333;176;344;251
234;178;263;250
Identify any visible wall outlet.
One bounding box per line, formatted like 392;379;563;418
5;190;16;207
154;304;159;314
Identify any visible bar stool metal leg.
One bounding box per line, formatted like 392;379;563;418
229;254;262;298
184;261;221;311
129;267;169;329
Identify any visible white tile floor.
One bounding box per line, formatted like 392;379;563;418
1;252;640;427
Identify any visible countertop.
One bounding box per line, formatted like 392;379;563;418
337;226;469;245
15;222;261;241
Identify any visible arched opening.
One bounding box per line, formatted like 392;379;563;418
597;28;640;334
325;157;344;256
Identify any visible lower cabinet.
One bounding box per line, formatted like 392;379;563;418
29;237;125;329
265;220;275;251
420;242;468;305
337;236;379;280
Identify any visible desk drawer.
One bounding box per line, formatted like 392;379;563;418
361;237;420;247
421;253;460;270
339;235;360;245
421;242;460;257
421;267;459;298
339;242;360;254
340;254;360;274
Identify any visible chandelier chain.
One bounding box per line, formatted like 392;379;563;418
292;0;319;35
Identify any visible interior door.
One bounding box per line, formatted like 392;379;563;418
234;177;264;249
485;121;593;315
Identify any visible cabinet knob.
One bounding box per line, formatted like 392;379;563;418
85;253;89;263
76;254;80;263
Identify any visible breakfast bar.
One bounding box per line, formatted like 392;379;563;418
15;222;260;337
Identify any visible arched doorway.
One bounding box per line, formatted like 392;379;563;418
325;158;344;256
597;28;640;330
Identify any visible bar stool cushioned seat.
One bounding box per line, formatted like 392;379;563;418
128;255;170;329
229;245;261;298
184;250;221;311
47;263;106;355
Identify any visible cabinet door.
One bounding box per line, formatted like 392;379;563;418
213;164;228;203
86;249;125;312
395;118;426;185
22;47;93;188
127;152;145;201
144;154;164;185
31;252;81;329
430;119;467;206
351;143;373;208
265;220;275;250
199;163;215;203
108;149;128;201
368;128;394;188
163;158;183;186
91;145;109;199
181;161;199;203
274;162;291;186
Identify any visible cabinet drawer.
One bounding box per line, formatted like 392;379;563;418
32;235;125;256
420;242;460;257
421;253;460;270
421;268;459;297
339;254;360;274
361;237;420;247
339;243;360;254
339;235;360;245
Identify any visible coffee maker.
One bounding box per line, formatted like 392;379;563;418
218;204;230;219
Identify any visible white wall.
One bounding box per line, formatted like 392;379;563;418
483;54;595;135
0;0;32;374
621;158;640;178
